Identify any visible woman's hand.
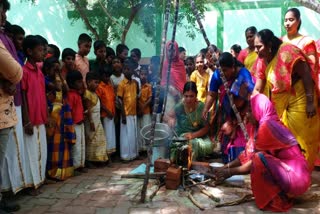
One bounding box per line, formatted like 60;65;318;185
167;118;175;128
183;132;194;140
215;168;231;184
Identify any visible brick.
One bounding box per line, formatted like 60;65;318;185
154;158;171;173
48;199;73;212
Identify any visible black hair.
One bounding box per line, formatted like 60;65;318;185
93;40;106;52
116;44;129;56
9;24;25;36
48;44;61;59
106;47;115;57
230;44;242;54
66;70;83;89
23;35;43;56
42;57;60;75
218;52;244;68
185;56;195;64
96;64;112;78
183;81;198;95
131;48;141;59
1;0;10;10
195;53;205;60
245;26;257;34
208;44;218;53
200;48;208;56
78;33;92;45
286;8;301;31
35;35;48;47
4;21;11;35
178;47;186;53
62;48;76;60
256;29;282;58
123;57;137;71
86;71;100;82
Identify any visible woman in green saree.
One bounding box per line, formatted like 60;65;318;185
164;81;213;160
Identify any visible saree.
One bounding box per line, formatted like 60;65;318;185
84;90;108;162
46;90;75;180
262;43;320;170
175;102;213;160
249;94;310;212
238;49;258;74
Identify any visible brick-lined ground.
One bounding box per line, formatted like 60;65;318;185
13;159;320;214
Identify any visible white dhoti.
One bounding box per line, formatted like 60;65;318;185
102;117;116;154
23;124;47;189
120;115;138;160
138;114;151;151
1;106;27;194
72;123;86;169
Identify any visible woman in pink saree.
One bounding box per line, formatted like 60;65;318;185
215;93;310;212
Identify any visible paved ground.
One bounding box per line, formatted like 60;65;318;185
12;159;320;214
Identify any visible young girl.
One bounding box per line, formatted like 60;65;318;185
190;53;209;103
21;35;48;194
83;72;108;166
137;69;152;151
96;65;116;157
66;70;87;173
43;57;75;180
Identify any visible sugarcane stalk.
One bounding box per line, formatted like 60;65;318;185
161;0;180;120
218;67;249;140
140;0;171;203
122;172;166;179
215;193;253;207
189;0;210;47
189;0;248;139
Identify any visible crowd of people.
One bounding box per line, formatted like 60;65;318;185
0;0;320;212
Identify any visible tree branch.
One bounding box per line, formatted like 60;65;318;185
97;0;123;28
121;1;146;44
293;0;320;14
69;0;99;40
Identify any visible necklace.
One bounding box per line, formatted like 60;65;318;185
184;103;199;128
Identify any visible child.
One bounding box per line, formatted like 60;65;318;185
110;56;124;90
95;65;116;156
137;69;152;151
61;48;76;79
106;47;115;65
90;40;107;72
66;70;87;173
21;35;48;194
74;33;92;84
116;43;129;63
83;72;108;166
10;24;25;65
117;58;139;161
43;57;75;181
190;53;209;103
185;56;195;81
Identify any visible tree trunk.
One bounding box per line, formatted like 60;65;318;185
69;0;99;40
293;0;320;14
121;3;144;44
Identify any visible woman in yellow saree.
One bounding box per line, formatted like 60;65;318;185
238;26;258;76
254;29;320;171
282;8;319;96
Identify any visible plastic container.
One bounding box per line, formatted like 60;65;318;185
140;123;172;164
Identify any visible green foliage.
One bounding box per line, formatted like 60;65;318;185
67;0;208;45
